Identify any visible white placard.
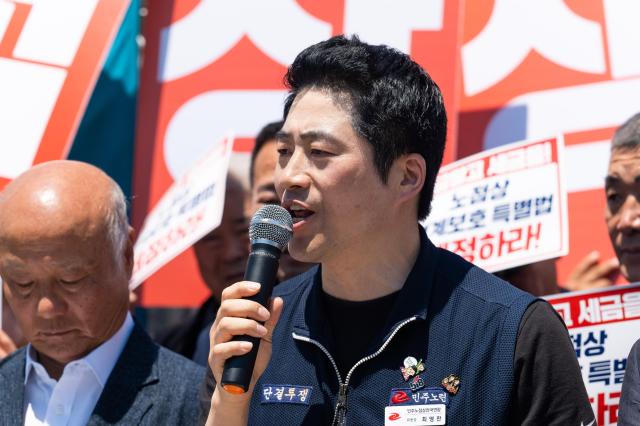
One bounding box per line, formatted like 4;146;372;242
422;136;569;272
547;284;640;425
130;134;234;289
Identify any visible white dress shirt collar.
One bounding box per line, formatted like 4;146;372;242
24;312;134;387
22;313;135;426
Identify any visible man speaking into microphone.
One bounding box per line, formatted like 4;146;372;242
204;35;594;425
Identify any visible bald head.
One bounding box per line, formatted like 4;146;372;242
0;161;133;375
0;161;128;257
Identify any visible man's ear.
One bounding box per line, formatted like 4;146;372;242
394;153;426;206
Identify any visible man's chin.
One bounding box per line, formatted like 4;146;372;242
32;337;91;364
622;265;640;284
287;242;319;265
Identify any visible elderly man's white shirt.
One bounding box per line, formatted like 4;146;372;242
23;313;134;426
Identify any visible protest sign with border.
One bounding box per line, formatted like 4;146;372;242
423;136;568;273
546;284;640;425
131;134;234;289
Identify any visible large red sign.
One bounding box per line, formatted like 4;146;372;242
135;0;463;307
136;0;640;306
0;0;130;188
458;0;640;284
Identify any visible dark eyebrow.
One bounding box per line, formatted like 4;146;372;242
275;130;292;142
299;130;343;146
275;130;343;146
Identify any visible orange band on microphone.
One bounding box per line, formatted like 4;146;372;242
223;384;246;394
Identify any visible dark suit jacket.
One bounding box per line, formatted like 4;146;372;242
0;323;205;425
620;339;640;426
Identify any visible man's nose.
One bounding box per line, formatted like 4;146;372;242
278;149;310;191
617;196;640;233
36;284;67;319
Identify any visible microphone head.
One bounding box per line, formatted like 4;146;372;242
249;205;293;251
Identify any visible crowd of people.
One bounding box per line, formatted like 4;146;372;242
0;34;639;425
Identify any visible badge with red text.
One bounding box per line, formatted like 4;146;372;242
384;404;446;425
441;374;461;395
400;356;425;381
388;388;449;406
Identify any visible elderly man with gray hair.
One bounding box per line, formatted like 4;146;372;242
612;113;640;425
0;161;203;425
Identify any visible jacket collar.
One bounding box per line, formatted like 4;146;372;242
292;226;439;346
0;321;163;426
87;321;160;425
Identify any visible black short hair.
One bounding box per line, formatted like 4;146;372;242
283;35;447;219
612;112;640;151
250;120;283;186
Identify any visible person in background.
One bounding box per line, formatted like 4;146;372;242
0;160;203;424
605;114;640;425
560;114;640;291
159;174;249;365
250;120;311;281
602;112;640;285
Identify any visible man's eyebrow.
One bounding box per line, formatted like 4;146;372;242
275;130;344;146
275;130;292;142
299;130;342;146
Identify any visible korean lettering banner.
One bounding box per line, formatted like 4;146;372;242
547;284;640;425
423;136;568;272
0;0;131;188
131;134;234;289
460;1;640;284
135;0;463;306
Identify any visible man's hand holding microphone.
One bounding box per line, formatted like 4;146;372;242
206;206;293;426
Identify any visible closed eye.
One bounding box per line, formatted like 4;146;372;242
60;278;84;285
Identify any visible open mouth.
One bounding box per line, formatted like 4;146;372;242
289;204;315;225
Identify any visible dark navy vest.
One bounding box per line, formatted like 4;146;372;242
247;229;536;425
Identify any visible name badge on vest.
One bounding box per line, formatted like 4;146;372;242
384;405;446;425
386;387;447;425
261;384;312;405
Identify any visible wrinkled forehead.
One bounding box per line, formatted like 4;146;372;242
607;147;640;178
0;222;108;265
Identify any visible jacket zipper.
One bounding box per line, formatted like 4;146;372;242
292;316;418;426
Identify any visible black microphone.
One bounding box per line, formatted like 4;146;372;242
221;204;293;394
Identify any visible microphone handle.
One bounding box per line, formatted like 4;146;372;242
221;243;281;394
